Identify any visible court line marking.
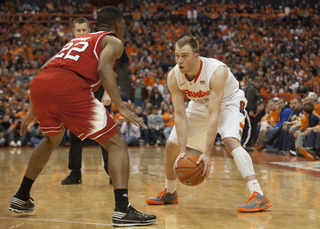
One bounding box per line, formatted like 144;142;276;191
0;217;158;228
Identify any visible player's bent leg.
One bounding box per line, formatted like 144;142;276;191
223;137;272;212
9;129;66;213
100;133;157;226
100;132;129;190
146;141;179;205
25;129;66;180
165;141;180;180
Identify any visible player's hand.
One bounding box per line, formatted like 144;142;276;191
20;107;37;136
101;90;112;106
118;106;147;129
174;152;186;170
197;154;211;178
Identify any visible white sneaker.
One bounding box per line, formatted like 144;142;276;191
290;150;297;156
17;140;22;147
9;141;16;147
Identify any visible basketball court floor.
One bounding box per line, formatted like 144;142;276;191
1;145;320;229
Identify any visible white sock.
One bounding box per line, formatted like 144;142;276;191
247;180;263;195
165;179;176;194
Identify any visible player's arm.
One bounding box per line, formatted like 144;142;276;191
199;65;228;178
167;70;188;169
98;36;146;128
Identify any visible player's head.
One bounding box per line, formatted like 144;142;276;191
97;6;124;40
73;17;90;37
174;35;199;74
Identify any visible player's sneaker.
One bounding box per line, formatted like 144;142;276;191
9;196;35;213
146;188;178;205
112;204;157;227
237;192;272;212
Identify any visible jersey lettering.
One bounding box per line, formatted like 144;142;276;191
182;89;210;98
55;41;90;61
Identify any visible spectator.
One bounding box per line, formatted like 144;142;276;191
130;78;148;110
120;120;140;146
135;105;150;147
0;125;6;146
149;86;163;109
163;104;174;140
148;105;166;146
1;107;15;137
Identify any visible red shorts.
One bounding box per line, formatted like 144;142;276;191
30;68;119;144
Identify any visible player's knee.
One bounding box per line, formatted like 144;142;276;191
45;129;65;147
166;141;179;154
106;132;127;151
222;137;241;153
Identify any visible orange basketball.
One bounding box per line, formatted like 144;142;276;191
176;155;204;186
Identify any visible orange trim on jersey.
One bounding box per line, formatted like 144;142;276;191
240;122;244;130
184;59;203;83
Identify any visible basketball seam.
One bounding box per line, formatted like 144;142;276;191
177;155;205;186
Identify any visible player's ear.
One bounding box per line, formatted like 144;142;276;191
194;53;199;58
115;21;120;31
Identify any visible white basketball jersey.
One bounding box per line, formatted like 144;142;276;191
174;56;239;106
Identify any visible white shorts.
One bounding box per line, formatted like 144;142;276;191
168;90;247;153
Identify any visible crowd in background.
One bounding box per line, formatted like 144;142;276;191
1;0;320;158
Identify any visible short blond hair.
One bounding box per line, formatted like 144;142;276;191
73;17;89;29
175;35;199;54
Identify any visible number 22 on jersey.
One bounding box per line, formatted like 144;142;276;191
55;41;89;61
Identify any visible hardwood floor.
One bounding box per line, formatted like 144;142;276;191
1;145;320;229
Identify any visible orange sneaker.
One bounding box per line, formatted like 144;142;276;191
297;147;316;161
146;189;178;205
237;192;272;212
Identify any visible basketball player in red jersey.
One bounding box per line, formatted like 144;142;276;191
146;35;272;212
9;6;156;226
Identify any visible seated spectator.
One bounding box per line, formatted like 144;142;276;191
265;98;293;149
8;117;28;147
130;78;148;111
0;125;6;146
255;99;280;149
0;100;5;120
153;78;164;95
267;101;319;154
163;104;174;140
262;98;303;147
148;105;166;146
149;86;163;109
135;105;150;147
1;107;15;137
120;120;141;146
26;122;43;147
296;97;320;155
162;88;171;105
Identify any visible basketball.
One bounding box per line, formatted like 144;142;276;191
176;155;205;186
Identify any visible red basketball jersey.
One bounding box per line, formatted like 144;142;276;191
45;31;119;92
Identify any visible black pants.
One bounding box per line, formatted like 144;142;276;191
68;85;110;178
242;115;256;147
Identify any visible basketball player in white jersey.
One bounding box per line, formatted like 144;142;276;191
146;35;272;212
